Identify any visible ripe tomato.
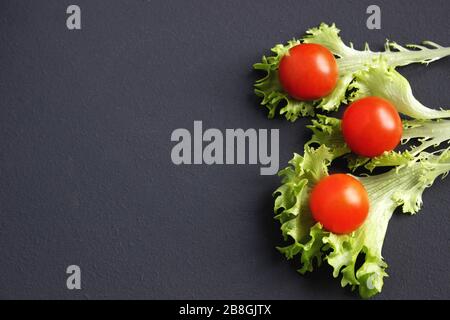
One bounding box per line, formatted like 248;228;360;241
278;43;338;101
342;96;403;157
309;174;369;234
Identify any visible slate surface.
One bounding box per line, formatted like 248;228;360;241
0;0;448;299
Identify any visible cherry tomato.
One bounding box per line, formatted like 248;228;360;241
278;43;338;101
342;96;403;158
309;174;369;234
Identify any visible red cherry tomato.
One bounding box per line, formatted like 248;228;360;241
342;96;403;158
309;174;369;234
278;43;338;101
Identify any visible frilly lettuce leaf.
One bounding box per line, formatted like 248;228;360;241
253;23;450;121
274;145;333;273
275;145;450;298
304;24;450;74
306;115;350;160
307;115;450;171
349;59;450;119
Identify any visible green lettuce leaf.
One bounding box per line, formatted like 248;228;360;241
275;146;450;298
349;59;450;119
254;23;450;121
304;24;450;74
274;145;333;273
307;115;450;171
306;115;350;160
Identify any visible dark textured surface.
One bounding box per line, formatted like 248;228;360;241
0;0;449;299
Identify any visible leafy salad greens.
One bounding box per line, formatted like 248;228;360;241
253;23;450;298
254;23;450;121
308;115;450;171
275;146;450;298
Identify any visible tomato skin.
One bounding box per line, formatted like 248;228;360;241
342;96;403;158
278;43;338;101
309;174;369;234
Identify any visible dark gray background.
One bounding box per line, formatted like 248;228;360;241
0;0;448;299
